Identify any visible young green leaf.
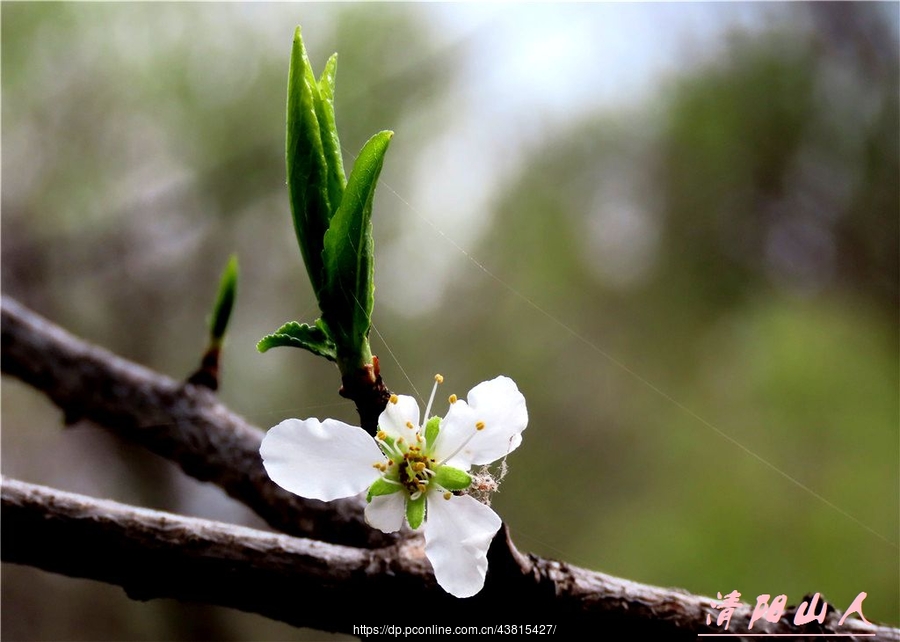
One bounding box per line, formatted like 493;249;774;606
257;319;337;361
209;254;239;344
320;130;393;367
315;53;346;219
286;26;337;298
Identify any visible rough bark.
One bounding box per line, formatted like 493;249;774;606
5;478;892;639
0;295;392;548
2;297;896;638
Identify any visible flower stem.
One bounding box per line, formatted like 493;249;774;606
338;355;392;436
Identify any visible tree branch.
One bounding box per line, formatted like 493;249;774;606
3;478;894;638
0;295;393;548
2;298;896;638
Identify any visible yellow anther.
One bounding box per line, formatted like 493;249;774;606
443;492;452;500
475;421;485;431
416;433;423;443
376;430;386;440
406;421;414;429
414;462;426;472
389;394;399;404
434;374;444;384
448;394;458;404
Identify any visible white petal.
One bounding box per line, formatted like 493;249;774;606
365;492;407;533
432;399;478;469
424;493;502;598
435;376;528;468
377;394;421;441
260;418;383;502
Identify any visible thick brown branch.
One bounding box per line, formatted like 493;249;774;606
3;298;896;636
0;295;393;548
3;478;894;639
1;477;393;631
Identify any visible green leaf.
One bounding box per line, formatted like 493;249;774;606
209;254;238;343
321;130;393;366
256;319;337;361
433;466;472;492
315;53;346;217
367;477;401;502
406;493;426;530
286;26;339;298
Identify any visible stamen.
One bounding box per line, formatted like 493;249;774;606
405;421;414;429
389;394;399;404
448;394;458;404
424;374;442;421
436;420;486;466
443;492;452;500
378;439;402;460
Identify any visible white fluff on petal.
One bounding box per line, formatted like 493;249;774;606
435;376;527;469
365;492;407;533
260;418;383;501
378;394;421;441
424;493;502;598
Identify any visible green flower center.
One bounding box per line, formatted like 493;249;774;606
365;378;478;530
396;446;436;499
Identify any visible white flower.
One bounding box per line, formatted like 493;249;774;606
260;375;528;598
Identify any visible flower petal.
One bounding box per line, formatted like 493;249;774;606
424;493;502;598
435;376;528;468
260;417;383;501
365;492;406;533
378;394;421;441
432;398;477;468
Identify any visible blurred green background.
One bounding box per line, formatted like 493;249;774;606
2;3;897;639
